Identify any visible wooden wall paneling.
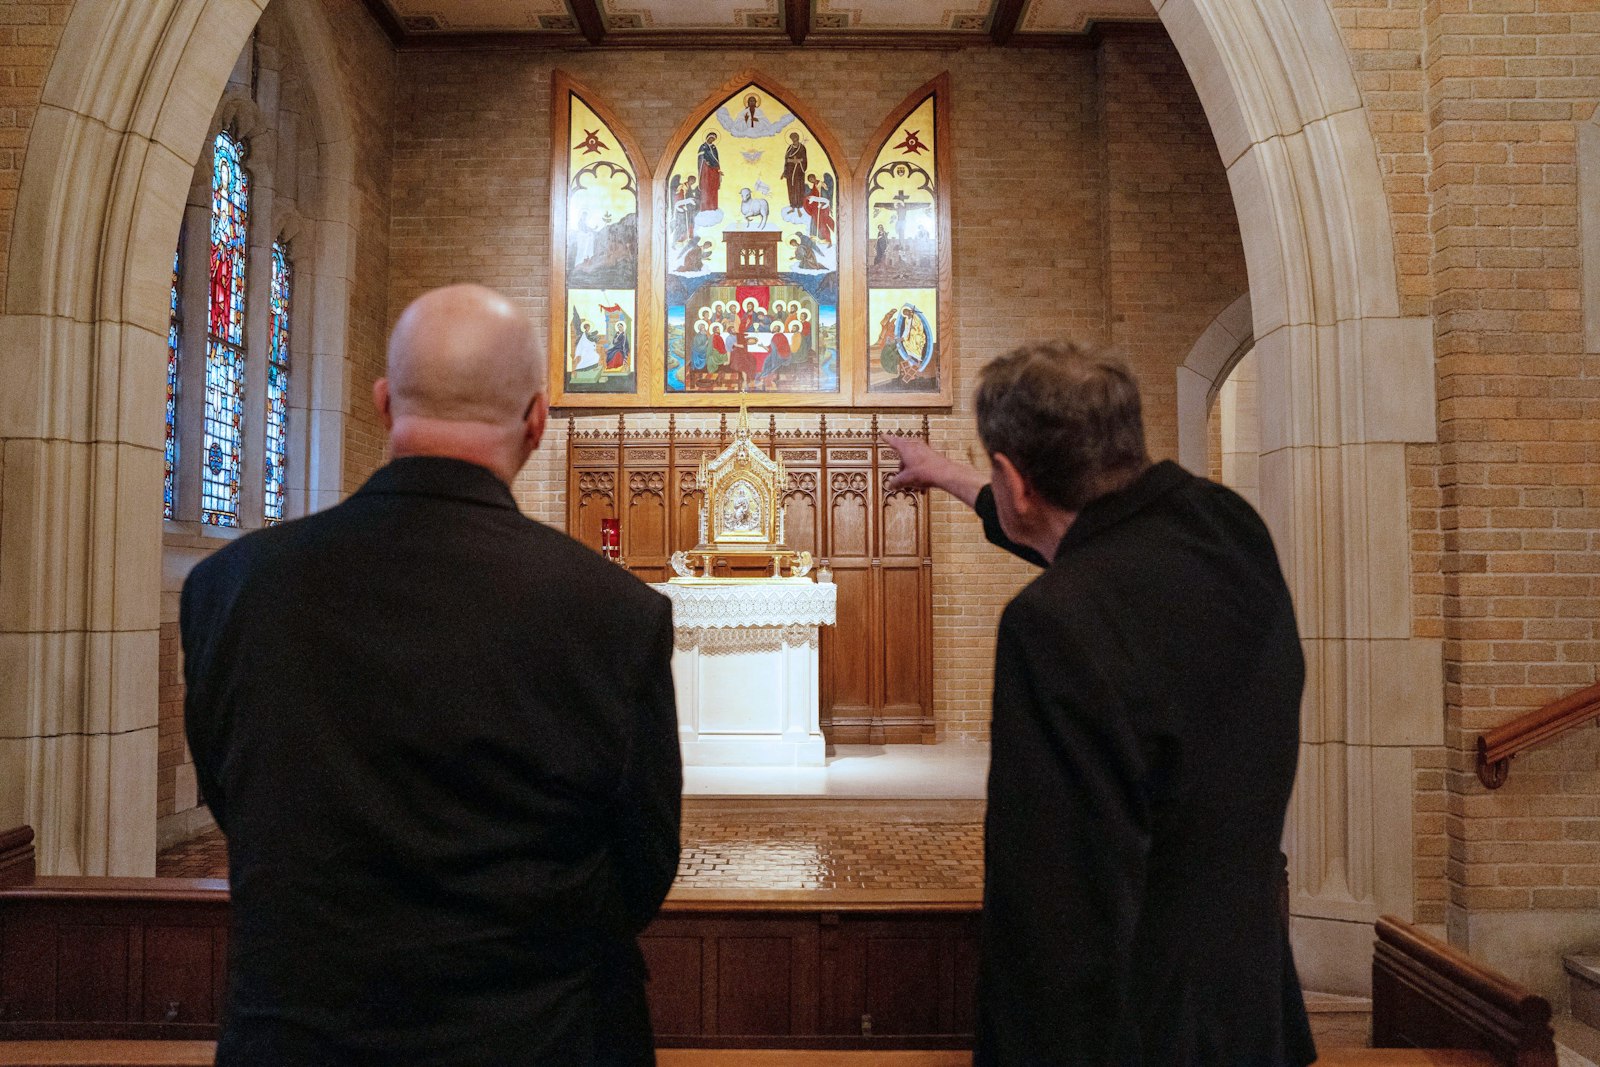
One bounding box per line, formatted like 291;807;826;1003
624;440;670;583
56;925;129;1022
140;927;215;1024
819;914;979;1040
824;440;875;742
0;910;56;1023
565;414;934;743
641;935;706;1037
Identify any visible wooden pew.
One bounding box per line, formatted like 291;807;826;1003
1371;916;1557;1067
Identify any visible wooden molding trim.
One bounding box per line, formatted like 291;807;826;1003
356;0;405;46
0;824;35;887
990;0;1027;44
1372;916;1558;1067
786;0;811;45
569;0;607;44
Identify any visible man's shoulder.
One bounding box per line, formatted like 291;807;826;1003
518;520;672;612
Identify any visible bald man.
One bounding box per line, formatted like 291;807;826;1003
182;285;681;1066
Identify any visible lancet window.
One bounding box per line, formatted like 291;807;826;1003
202;128;250;527
264;241;292;525
164;246;182;520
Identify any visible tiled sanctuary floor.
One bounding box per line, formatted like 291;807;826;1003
157;744;991;896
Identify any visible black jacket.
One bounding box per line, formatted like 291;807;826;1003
182;457;681;1065
974;461;1315;1067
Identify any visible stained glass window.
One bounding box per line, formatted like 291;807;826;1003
203;129;249;527
164;243;181;519
264;241;291;525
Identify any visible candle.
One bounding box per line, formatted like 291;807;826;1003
600;518;620;561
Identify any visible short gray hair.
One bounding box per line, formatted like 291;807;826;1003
974;340;1149;511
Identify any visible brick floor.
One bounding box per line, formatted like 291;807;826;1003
155;802;986;894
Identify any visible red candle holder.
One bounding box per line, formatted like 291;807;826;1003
600;518;621;562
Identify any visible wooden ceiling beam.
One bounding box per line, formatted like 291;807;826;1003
786;0;810;45
358;0;405;46
990;0;1028;44
569;0;608;44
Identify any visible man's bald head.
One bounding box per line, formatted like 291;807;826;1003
385;284;545;425
376;285;549;486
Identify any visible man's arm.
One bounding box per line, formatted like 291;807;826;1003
881;435;1048;567
609;595;683;934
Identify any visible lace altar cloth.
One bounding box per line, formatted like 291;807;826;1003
650;580;837;630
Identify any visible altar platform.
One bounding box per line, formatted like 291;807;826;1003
683;741;988;799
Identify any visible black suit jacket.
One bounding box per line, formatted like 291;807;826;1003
974;461;1315;1067
182;457;681;1065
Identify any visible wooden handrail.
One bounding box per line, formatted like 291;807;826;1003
1477;680;1600;788
1373;916;1557;1067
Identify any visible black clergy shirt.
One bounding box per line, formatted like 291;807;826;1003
182;456;681;1066
973;460;1316;1067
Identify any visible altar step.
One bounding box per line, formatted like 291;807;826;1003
683;742;988;799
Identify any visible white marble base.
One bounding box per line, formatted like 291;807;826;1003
670;625;828;767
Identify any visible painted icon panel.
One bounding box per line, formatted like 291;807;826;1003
664;83;841;396
563;92;641;396
864;87;946;396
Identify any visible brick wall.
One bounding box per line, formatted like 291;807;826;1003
333;0;396;492
0;1;74;316
1420;0;1600;925
387;31;1245;740
1100;26;1250;464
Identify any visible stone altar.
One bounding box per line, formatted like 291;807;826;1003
651;579;836;767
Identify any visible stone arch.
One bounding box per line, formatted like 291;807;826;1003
0;0;356;876
1;0;1441;989
1176;290;1253;473
1155;0;1441;992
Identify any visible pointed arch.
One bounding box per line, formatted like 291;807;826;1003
654;70;852;406
855;72;952;406
549;71;652;407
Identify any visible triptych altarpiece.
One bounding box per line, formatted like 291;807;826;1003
550;70;954;409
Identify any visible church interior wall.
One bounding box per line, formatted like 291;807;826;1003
0;0;75;322
13;0;1600;1007
385;29;1249;741
1312;0;1600;1001
152;0;396;846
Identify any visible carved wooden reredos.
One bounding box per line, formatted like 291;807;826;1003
566;411;936;744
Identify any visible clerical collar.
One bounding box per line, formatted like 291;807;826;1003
356;455;518;512
1053;460;1190;563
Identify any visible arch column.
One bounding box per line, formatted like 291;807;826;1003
0;0;265;875
1157;0;1441;991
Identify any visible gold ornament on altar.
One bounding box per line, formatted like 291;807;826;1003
670;391;814;582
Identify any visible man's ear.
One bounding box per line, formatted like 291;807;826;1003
373;378;393;431
524;393;549;453
991;453;1032;514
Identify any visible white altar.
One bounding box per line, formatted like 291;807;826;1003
651;579;836;767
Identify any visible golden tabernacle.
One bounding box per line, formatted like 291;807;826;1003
669;396;814;581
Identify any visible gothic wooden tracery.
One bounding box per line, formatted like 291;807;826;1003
566;412;936;743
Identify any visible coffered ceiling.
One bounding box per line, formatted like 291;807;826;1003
368;0;1158;45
